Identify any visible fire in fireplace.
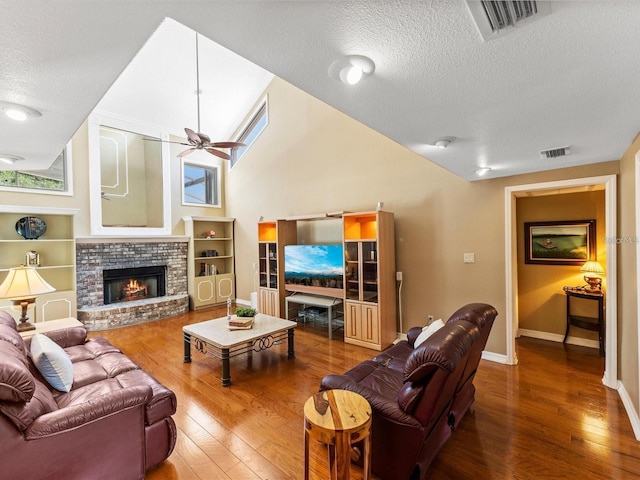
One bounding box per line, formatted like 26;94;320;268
103;266;166;305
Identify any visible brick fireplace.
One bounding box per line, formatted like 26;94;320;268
76;238;189;330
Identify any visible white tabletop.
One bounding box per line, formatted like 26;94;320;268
183;313;296;349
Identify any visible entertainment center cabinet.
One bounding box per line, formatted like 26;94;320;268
257;211;396;351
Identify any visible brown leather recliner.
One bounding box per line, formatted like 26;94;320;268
0;311;176;480
320;303;497;480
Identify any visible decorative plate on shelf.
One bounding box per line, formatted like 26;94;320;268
15;216;47;239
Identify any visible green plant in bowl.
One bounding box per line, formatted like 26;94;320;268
236;307;257;318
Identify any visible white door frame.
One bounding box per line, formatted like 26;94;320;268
504;174;617;388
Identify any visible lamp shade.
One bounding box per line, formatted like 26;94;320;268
0;265;56;299
580;261;605;275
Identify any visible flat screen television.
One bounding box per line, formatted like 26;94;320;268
284;244;344;297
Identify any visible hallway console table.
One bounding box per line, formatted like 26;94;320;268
563;287;604;356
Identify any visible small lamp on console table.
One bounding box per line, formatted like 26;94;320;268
580;260;605;293
0;265;56;331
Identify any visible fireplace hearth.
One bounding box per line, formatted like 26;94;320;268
103;265;166;305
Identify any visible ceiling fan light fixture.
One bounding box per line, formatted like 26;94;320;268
0;101;42;122
329;55;375;85
0;154;24;165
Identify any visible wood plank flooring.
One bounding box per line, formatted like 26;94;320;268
90;307;640;479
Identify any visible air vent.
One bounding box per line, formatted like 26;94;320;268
466;1;551;41
540;146;571;160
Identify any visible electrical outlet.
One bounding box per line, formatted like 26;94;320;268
427;315;434;324
396;271;403;281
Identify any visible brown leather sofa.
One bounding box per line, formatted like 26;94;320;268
0;311;177;480
320;303;497;480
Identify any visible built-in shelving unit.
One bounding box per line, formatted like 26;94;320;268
183;216;235;310
0;206;79;322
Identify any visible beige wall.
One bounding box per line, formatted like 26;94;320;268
226;76;621;356
619;133;640;413
516;191;606;340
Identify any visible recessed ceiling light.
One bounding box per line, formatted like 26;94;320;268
0;154;24;165
0;101;42;122
328;55;375;85
475;167;492;176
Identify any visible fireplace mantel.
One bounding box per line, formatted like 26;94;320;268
75;236;189;244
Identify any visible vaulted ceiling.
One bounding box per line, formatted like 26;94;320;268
2;1;639;180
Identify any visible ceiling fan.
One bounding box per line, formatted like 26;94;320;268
146;33;244;160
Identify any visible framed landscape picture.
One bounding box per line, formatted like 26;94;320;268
524;220;596;265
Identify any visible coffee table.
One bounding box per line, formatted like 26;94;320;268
183;313;296;386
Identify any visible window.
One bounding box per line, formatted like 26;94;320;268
183;162;220;207
231;97;268;168
0;143;72;195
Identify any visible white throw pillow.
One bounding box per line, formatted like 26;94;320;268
414;319;444;348
30;333;73;392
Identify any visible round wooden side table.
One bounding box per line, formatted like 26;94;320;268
303;389;372;480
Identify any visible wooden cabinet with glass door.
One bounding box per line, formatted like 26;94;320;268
257;220;296;316
343;211;396;350
183;216;235;310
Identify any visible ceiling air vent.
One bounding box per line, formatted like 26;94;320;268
466;1;551;41
540;146;571;160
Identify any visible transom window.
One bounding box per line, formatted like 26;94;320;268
183;162;220;207
231;97;268;168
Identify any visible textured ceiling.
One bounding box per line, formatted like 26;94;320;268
1;1;639;180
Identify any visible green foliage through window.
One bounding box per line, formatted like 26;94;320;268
0;150;67;192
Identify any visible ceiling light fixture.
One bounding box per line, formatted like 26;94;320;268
429;137;456;149
0;154;24;165
475;167;492;176
328;55;375;85
0;101;42;122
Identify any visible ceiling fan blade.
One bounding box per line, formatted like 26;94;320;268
210;142;246;148
205;148;231;160
184;128;201;145
177;147;196;158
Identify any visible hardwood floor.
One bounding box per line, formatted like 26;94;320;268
91;308;640;479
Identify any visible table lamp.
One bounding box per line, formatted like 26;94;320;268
580;260;605;292
0;265;56;331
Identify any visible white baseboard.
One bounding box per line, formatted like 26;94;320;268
518;328;599;350
235;297;252;307
481;351;509;364
616;381;640;440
